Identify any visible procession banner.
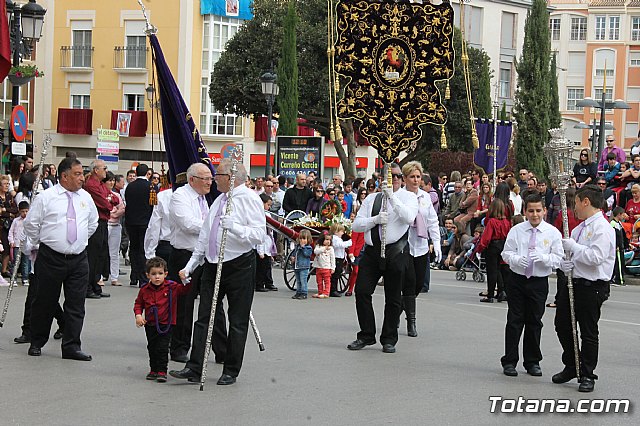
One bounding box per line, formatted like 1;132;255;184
473;119;512;174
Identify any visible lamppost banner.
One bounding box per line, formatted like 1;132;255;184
276;136;323;178
473;119;512;175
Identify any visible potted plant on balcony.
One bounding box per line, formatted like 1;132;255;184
8;64;44;86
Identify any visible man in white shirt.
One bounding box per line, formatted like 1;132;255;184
501;193;564;378
165;163;225;364
402;162;441;337
347;163;418;354
556;185;615;392
144;188;173;263
24;157;99;361
170;159;265;385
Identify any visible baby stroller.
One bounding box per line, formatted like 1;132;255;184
455;244;486;282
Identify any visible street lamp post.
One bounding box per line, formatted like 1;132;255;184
573;120;614;157
576;96;630;162
260;71;279;177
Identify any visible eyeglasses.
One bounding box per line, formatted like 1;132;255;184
264;184;274;188
368;185;375;189
152;176;160;180
519;172;527;176
391;173;403;179
606;139;614;143
194;176;214;182
214;173;229;178
442;177;448;180
580;153;588;157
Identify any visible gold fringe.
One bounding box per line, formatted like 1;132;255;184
330;129;336;141
471;127;479;149
440;125;447;149
335;123;343;141
445;81;451;100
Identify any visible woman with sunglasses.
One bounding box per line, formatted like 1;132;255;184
352;187;368;216
365;178;377;195
305;187;326;217
572;149;597;189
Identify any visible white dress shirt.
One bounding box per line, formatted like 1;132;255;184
570;212;615;281
184;184;265;273
352;188;418;246
169;184;207;251
502;220;564;277
144;189;173;259
273;189;285;216
24;184;98;255
408;188;441;257
332;234;352;259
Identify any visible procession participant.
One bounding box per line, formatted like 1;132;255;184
555;185;615;392
347;163;418;354
124;164;153;287
80;160;112;299
402;161;441;337
167;163;226;364
170;159;265;385
500;193;564;377
144;187;173;264
24;157;98;360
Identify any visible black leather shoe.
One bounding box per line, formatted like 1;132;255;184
329;291;342;297
53;329;64;340
99;292;110;298
169;367;200;382
382;344;396;353
255;287;268;292
265;285;278;291
85;292;101;299
347;339;376;350
216;374;236;385
578;377;595;392
28;346;41;356
497;292;508;302
14;334;30;344
171;354;189;363
480;297;494;303
526;365;542;376
552;369;577;384
62;350;92;361
503;365;518;377
129;281;138;286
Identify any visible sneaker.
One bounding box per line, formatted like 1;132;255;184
146;371;158;380
156;372;167;383
291;294;301;300
298;294;307;299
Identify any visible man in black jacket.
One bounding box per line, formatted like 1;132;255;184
282;173;312;219
124;164;153;286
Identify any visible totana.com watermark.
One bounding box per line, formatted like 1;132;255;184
489;396;631;414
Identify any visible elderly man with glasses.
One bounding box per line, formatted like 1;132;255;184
598;135;626;171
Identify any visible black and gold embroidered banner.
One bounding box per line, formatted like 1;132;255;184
335;0;454;162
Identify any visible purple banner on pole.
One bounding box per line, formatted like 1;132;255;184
473;119;512;175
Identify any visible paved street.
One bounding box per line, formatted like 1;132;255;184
0;267;638;425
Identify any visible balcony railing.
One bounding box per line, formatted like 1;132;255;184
60;46;94;70
113;46;149;70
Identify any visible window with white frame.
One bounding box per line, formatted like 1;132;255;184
608;16;620;40
595;16;606;40
123;84;145;111
631;52;640;67
124;20;147;68
570;17;587;41
71;20;93;68
451;3;484;48
1;80;29;123
70;82;91;109
200;14;243;136
502;12;517;48
499;64;511;99
632;17;640;41
567;51;586;76
594;49;615;77
594;87;613;112
567;88;584;111
549;17;561;41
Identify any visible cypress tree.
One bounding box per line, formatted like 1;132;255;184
513;0;552;179
549;53;562;128
476;53;493;119
276;0;299;135
500;102;508;121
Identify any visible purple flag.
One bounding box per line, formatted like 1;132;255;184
473;119;512;175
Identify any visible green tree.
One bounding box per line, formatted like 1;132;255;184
276;0;299;136
476;53;493;119
549;53;562;128
512;0;553;179
499;102;508;121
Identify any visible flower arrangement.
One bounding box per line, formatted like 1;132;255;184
292;210;352;234
320;199;341;220
9;64;44;78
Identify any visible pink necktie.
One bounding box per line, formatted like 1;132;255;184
198;195;208;220
524;227;537;278
209;194;227;259
66;192;77;244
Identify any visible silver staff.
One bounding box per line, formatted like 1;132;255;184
544;128;581;383
380;164;392;259
0;135;51;327
199;150;264;391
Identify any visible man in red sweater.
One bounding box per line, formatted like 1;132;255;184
84;159;115;299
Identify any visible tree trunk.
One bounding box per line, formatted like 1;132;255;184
336;119;357;180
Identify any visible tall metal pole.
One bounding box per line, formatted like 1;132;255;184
597;91;607;166
590;117;597;161
265;96;273;177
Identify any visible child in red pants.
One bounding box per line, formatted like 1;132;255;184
345;230;365;296
312;232;335;299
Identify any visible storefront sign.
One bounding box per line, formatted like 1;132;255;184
276;136;323;178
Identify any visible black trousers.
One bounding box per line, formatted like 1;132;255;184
187;252;255;378
403;253;429;297
554;278;607;379
145;325;173;373
485;242;506;298
21;272;65;338
126;224;147;285
355;244;410;346
30;244;89;352
255;252;273;289
86;219;107;295
168;248;209;357
155;240;173;264
501;273;548;368
330;257;345;293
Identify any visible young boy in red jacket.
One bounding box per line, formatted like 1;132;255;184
134;257;192;382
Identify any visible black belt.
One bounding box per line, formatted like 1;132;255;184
574;277;608;287
40;243;86;259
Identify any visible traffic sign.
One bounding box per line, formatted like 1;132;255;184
11;105;28;142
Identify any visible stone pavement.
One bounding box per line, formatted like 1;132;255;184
0;268;638;425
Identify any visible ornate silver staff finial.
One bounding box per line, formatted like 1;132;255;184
137;0;157;35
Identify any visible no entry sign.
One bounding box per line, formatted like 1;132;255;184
11;105;28;142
